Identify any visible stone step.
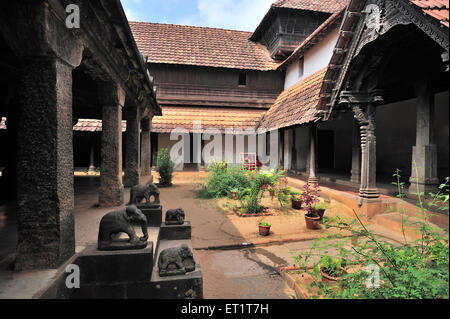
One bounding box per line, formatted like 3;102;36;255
373;212;441;240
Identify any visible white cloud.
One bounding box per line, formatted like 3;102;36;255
196;0;273;31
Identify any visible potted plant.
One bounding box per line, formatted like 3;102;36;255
311;201;327;220
230;188;238;200
300;183;321;229
290;190;303;210
258;220;271;236
317;256;348;283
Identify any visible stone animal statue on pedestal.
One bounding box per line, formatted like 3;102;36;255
128;182;160;206
165;208;185;225
158;244;195;276
98;205;148;250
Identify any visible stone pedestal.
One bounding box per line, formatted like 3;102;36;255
77;244;153;284
137;204;162;226
152;240;203;299
98;82;125;207
159;222;192;240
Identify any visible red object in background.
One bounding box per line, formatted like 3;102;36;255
240;153;261;171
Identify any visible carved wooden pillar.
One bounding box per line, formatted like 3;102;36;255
283;128;292;171
308;123;318;184
141;117;152;176
409;80;438;194
98;82;125;207
124;106;141;187
353;104;379;200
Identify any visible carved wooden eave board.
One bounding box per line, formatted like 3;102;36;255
316;0;449;121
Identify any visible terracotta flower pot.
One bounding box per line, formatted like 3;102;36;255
231;192;237;200
258;225;271;236
305;213;321;229
291;199;302;210
311;208;326;220
320;267;347;283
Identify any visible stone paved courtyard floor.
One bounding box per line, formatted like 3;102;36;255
0;170;447;298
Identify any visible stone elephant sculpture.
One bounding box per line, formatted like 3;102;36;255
98;205;148;250
128;182;160;206
158;244;195;276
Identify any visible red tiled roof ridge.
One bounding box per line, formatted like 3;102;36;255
130;21;280;71
129;21;254;35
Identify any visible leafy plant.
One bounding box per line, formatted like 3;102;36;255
237;170;273;214
156;148;174;186
294;167;449;299
258;220;271;227
317;256;347;278
300;182;320;213
311;201;327;211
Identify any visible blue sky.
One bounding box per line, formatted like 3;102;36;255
121;0;274;32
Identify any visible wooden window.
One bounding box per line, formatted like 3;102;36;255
238;73;247;86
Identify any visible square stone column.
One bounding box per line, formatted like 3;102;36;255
15;58;75;271
283;128;292;171
308;124;318;184
124;107;141;187
409;80;439;195
98;82;125;207
140;117;152;177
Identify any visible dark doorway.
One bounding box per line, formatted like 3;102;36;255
317;130;334;169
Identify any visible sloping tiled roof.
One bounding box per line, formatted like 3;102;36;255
258;67;327;131
129;22;280;71
410;0;449;27
73;119;127;132
0;118;127;132
152;107;267;133
272;0;348;13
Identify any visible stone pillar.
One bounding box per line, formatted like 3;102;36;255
88;135;96;174
350;119;361;183
283;128;292;171
141;117;152;177
353;105;379;200
409;80;438;195
124;107;141;187
98;82;125;207
308;124;318;184
15;57;75;271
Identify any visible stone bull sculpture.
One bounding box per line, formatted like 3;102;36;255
98;205;149;250
165;208;185;225
128;182;160;206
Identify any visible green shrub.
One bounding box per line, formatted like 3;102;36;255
197;162;250;198
156;148;174;186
